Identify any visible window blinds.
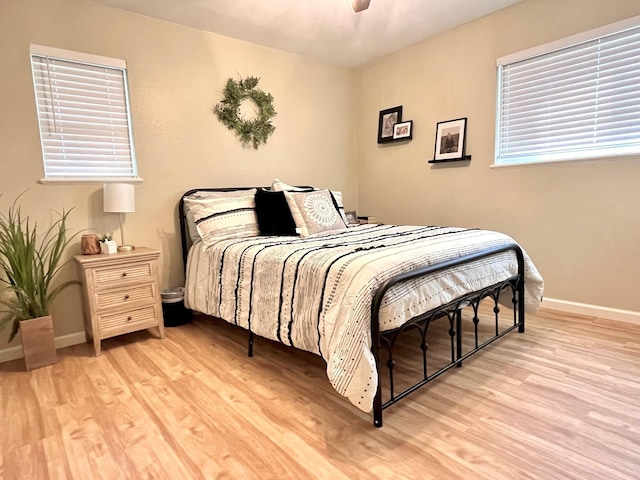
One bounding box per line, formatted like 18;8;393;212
496;22;640;165
30;46;137;179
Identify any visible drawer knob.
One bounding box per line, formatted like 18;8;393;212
124;294;130;300
122;272;128;277
127;316;132;321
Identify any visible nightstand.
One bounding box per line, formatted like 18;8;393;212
74;247;165;356
357;215;378;224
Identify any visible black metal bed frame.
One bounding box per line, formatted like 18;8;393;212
179;188;526;428
370;244;525;427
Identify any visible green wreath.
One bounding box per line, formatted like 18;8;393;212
213;76;276;149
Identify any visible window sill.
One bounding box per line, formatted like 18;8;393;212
491;154;640;169
39;177;144;185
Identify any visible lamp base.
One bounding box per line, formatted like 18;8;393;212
117;245;135;252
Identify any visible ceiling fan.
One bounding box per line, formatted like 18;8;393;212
350;0;371;13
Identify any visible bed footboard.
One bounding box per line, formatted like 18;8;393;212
370;244;526;428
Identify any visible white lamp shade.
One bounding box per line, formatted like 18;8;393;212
103;183;135;213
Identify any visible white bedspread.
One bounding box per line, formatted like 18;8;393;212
185;225;544;412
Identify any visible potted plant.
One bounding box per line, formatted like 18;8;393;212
0;195;78;370
99;233;117;254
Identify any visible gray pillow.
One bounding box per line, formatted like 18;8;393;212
284;189;348;237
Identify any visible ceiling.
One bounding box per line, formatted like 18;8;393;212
92;0;523;68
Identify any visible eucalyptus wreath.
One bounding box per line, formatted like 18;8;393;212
213;76;276;149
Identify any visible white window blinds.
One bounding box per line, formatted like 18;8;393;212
496;17;640;166
30;45;138;181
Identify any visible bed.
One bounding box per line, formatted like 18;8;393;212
179;184;544;427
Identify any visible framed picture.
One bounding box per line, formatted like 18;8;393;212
377;105;403;143
345;211;358;225
392;120;413;141
433;117;467;160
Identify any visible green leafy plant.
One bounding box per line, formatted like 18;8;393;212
0;195;78;342
213;76;277;149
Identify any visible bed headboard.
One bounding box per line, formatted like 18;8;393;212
178;186;314;268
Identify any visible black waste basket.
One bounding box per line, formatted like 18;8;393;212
161;288;192;327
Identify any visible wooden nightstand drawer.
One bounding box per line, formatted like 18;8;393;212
95;283;156;310
98;305;158;335
93;261;153;286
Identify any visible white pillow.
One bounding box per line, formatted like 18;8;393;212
185;189;259;245
329;190;349;225
284;189;348;238
270;178;312;192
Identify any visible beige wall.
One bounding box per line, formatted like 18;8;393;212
354;0;640;312
0;0;356;350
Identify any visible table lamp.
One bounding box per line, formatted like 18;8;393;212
103;183;135;252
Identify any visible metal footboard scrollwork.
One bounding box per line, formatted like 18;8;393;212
370;244;526;428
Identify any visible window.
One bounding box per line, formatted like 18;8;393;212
495;16;640;167
30;45;140;182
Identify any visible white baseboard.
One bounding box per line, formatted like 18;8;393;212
541;297;640;325
0;331;86;364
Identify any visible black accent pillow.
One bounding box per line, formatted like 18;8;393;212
254;189;298;236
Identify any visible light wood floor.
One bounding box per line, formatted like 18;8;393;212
1;306;639;479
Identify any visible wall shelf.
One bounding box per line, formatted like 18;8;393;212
428;155;472;164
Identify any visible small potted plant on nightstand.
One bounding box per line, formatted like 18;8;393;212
99;233;117;254
0;196;78;370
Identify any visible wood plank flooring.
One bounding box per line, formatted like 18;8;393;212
1;306;639;479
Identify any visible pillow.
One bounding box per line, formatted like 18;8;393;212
329;190;349;225
184;189;258;242
254;189;297;236
270;178;349;224
186;189;259;245
284;189;348;237
270;178;313;192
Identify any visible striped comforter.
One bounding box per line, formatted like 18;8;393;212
185;224;544;412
